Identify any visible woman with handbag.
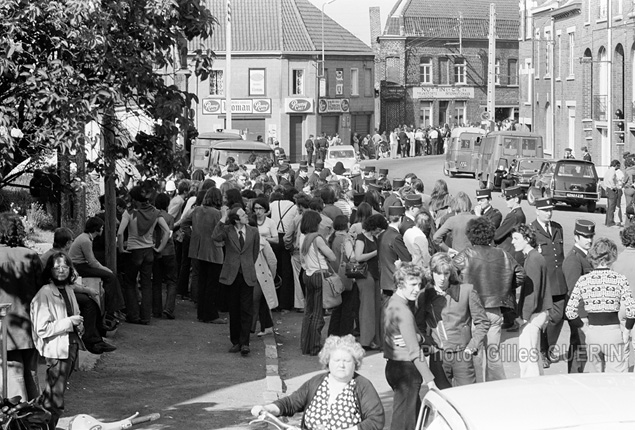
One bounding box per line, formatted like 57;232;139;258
299;210;337;355
327;215;358;337
355;214;388;350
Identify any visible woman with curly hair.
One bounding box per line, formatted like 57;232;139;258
251;335;384;430
0;212;42;401
384;262;434;430
566;238;635;372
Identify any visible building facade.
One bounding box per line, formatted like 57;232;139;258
372;0;520;133
185;0;374;162
519;0;635;170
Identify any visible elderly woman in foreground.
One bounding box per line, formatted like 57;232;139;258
251;335;384;430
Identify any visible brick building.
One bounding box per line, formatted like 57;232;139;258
519;0;635;170
186;0;374;162
371;0;520;133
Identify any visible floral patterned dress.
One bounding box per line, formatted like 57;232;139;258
304;377;361;430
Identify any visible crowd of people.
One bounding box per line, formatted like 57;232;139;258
3;146;635;430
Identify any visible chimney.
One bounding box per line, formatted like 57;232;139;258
369;7;381;50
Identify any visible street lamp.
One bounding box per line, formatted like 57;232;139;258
320;0;337;77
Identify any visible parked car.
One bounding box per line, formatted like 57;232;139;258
324;144;357;173
417;374;635;430
527;159;600;212
190;139;274;170
507;157;550;193
443;127;486;178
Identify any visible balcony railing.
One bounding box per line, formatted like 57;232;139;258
593;95;607;121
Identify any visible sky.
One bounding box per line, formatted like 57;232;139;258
306;0;398;47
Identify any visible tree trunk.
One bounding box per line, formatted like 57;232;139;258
103;112;118;274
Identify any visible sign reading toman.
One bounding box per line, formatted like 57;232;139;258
202;98;272;115
285;98;314;114
318;98;350;113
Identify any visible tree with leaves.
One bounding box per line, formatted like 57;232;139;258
0;0;216;188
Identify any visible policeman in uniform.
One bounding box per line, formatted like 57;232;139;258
399;195;422;235
382;179;404;214
494;186;526;262
562;219;595;373
474;189;502;229
531;198;567;367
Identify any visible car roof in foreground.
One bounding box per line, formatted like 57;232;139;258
328;145;355;152
438;374;635;430
208;140;273;151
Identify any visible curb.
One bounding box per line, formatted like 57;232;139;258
261;331;283;403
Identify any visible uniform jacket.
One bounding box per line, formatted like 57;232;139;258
0;245;43;350
518;249;553;320
181;206;224;263
453;245;524;309
30;284;84;359
378;226;412;291
531;220;567;296
494;207;526;254
398;214;415;236
212;223;260;287
481;206;503;229
416;283;490;352
562;246;592;318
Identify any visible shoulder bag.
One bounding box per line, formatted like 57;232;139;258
314;241;344;309
337;239;355;291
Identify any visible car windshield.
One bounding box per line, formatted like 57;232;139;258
329;150;355;158
217;150;274;165
556;163;596;178
518;159;543;171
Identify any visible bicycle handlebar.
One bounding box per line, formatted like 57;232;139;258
249;411;300;430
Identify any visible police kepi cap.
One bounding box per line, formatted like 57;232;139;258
364;178;377;185
368;183;383;192
279;163;290;173
535;197;554;210
574;219;595;237
404;194;422;207
299;160;308;167
315;161;325;169
503;186;523;200
379;168;389;175
393;179;406;189
476;189;491;199
353;193;365;207
363;166;376;172
388;206;406;216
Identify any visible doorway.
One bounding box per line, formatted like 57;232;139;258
289;115;303;163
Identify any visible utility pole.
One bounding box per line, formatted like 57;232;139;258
487;3;496;130
225;0;232;130
606;0;613;167
458;13;463;55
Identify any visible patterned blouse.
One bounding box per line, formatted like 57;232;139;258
566;268;635;326
304;377;361;430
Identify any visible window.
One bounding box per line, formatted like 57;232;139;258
568;32;575;78
454;102;466;125
419;57;432;84
324;68;329;96
454;58;466;84
598;1;607;20
508;59;518;85
585;0;591;23
336;68;344;96
617;0;623;16
209;70;224;95
419;102;432;127
524;59;533;103
494;59;501;85
535;28;541;77
439;58;450;85
249;68;266;96
292;69;304;95
385;57;400;83
364;68;373;97
351;68;359;96
544;30;551;77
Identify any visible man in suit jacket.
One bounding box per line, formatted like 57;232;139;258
474;189;502;229
378;206;412;294
494;186;526;263
212;206;260;356
531;198;566;366
562;219;595;373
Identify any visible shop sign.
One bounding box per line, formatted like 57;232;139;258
412;86;475;99
202;98;272;115
284;98;314;114
318;98;350;113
